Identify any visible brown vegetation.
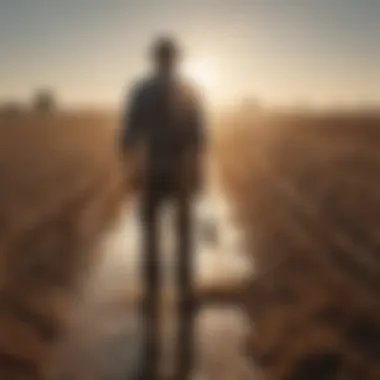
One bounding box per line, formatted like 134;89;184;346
0;112;129;379
3;108;380;379
0;111;250;380
215;111;380;379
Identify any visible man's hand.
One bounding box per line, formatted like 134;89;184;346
122;142;147;194
179;148;205;198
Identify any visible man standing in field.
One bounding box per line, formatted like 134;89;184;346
120;36;206;379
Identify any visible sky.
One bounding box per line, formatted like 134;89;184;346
0;0;378;109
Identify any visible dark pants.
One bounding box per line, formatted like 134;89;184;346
139;154;198;380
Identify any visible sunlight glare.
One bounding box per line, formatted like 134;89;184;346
183;60;216;91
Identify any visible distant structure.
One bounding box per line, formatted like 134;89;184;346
0;101;24;116
239;96;263;116
33;89;57;113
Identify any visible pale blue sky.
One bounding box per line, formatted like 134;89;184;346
0;0;378;108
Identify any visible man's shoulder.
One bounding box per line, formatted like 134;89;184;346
176;77;203;103
176;75;197;91
130;74;202;103
131;76;155;95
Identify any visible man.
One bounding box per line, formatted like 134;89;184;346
120;36;206;380
121;37;205;192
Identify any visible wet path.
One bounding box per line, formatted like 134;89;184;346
54;182;256;380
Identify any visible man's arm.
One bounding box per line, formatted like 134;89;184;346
185;85;207;193
120;82;146;153
186;84;206;154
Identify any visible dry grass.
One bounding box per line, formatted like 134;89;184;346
0;111;131;379
0;110;252;380
3;107;380;379
0;111;127;237
215;110;380;378
215;111;380;279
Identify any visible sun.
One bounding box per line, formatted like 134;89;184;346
182;60;216;91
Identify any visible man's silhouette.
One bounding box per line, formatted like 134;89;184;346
120;36;206;380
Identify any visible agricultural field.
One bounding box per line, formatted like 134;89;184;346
0;109;379;379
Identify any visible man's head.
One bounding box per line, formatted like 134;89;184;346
151;36;181;74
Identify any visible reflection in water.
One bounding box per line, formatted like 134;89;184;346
53;189;255;379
